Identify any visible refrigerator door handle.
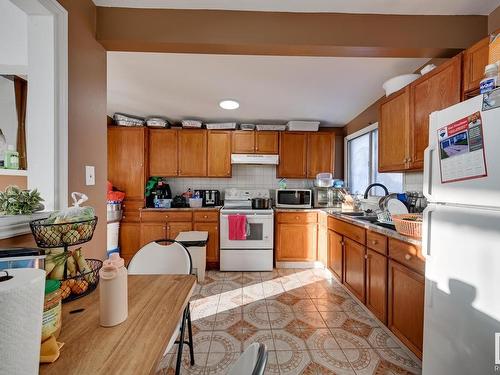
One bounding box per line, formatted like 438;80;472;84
422;205;434;259
423;145;436;202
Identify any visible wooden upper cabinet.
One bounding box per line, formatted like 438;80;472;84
108;126;147;200
307;132;334;178
409;55;461;170
232;131;255;153
149;129;178;176
379;87;410;172
255;131;279;154
278;132;308;178
207;131;231;177
232;131;279;154
463;36;489;95
178;130;207;176
343;237;366;303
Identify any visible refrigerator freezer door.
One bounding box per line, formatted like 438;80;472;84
422;203;500;375
424;95;500;208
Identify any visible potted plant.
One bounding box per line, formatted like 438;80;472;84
0;185;44;216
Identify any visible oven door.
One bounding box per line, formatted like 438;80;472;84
220;211;274;249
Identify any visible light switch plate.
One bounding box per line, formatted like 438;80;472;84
85;166;95;186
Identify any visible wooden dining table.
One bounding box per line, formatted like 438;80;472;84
40;274;197;375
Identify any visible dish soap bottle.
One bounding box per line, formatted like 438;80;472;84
4;145;19;170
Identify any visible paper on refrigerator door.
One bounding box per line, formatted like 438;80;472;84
437;111;487;183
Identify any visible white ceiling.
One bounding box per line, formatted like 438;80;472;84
94;0;500;15
107;52;429;126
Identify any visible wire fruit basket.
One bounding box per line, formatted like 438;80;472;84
392;214;423;238
60;259;102;302
30;217;98;248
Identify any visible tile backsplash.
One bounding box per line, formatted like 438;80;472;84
403;171;424;192
164;166;423;197
166;165;313;197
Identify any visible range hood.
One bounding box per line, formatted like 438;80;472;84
231;154;279;165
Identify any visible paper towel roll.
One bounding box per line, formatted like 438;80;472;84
0;268;45;375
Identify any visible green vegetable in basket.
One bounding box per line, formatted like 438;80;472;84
0;186;44;216
66;254;77;277
74;248;95;283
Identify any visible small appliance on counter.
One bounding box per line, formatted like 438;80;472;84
275;189;312;208
145;177;172;208
0;248;46;270
195;189;221;207
312;187;344;208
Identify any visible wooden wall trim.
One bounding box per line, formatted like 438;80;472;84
96;7;487;58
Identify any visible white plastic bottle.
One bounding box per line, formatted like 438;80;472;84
480;63;499;94
99;253;128;327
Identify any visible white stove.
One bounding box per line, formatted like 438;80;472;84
220;189;274;271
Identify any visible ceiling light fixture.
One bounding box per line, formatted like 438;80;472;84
219;99;240;110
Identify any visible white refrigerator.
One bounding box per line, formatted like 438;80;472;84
422;94;500;375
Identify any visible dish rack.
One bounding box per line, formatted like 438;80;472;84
376;210;393;224
392;214;423;238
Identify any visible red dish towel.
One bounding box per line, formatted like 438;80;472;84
228;215;247;240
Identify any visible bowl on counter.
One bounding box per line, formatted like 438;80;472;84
189;198;203;208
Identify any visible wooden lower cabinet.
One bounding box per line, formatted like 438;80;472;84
327;230;343;281
366;249;388;323
343;238;366;303
120;223;141;264
388;260;425;358
317;214;328;266
167;222;193;240
276;223;317;261
140;223;166;247
194;222;219;263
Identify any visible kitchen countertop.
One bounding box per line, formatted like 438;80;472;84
141;206;222;211
274;207;422;246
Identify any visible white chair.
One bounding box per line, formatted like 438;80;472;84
228;343;268;375
128;239;195;375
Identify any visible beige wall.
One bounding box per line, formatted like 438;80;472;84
489;5;500;33
58;0;107;259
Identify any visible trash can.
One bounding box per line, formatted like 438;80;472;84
175;231;208;282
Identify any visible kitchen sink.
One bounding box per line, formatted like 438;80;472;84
340;212;365;217
354;216;378;223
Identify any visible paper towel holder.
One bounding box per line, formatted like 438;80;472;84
0;270;13;282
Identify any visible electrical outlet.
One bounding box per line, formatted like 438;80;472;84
85;166;95;186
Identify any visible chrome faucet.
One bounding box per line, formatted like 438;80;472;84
364;183;389;199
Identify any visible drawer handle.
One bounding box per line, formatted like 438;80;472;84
404;254;412;261
371;240;378;245
295;216;299;220
165;215;169;218
204;215;208;219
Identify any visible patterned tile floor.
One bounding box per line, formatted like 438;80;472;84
157;268;422;375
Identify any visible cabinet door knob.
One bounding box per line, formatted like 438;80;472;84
365;254;369;259
341;241;345;246
371;240;378;245
404;254;412;261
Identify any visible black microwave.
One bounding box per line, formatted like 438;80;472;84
275;189;312;208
